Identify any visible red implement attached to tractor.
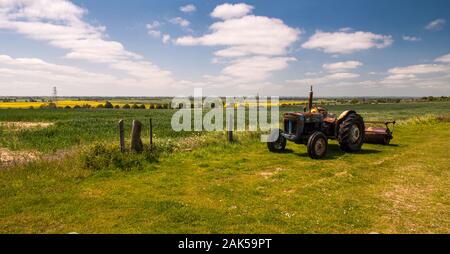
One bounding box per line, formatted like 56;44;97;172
364;121;396;145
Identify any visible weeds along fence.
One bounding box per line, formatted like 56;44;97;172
118;117;235;154
398;114;450;126
82;123;252;172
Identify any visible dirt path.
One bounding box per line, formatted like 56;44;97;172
0;121;54;131
0;147;39;166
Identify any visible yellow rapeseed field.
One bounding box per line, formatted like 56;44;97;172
0;100;108;109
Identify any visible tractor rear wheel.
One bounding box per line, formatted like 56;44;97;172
338;113;365;152
267;129;286;153
307;132;328;159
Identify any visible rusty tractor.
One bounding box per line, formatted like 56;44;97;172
267;87;396;159
268;87;368;159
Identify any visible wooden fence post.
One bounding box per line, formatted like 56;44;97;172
130;120;144;152
118;119;125;152
228;114;233;143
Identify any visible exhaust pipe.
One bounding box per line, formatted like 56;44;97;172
308;86;313;112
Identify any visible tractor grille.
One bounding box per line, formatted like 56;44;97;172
284;120;297;135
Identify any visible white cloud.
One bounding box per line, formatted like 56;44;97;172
147;21;161;39
302;29;393;54
288;57;450;93
358;80;378;87
146;21;161;30
147;21;172;44
176;15;300;57
435;53;450;63
0;55;176;94
379;73;450;89
0;1;137;63
304;72;321;76
162;34;171;44
221;56;296;82
0;55;114;80
0;54;132;95
388;64;449;75
0;0;174;86
109;60;172;81
0;0;84;23
380;61;450;87
148;30;161;38
323;61;363;72
176;4;300;87
169;17;190;27
318;72;360;80
402;35;421;42
287;72;360;85
381;74;418;84
425;19;446;31
210;3;254;20
339;27;354;32
180;4;196;13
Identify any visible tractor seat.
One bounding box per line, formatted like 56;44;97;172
323;115;336;124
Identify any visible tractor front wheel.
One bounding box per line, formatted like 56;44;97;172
267;129;286;153
307;132;328;159
338;113;365;152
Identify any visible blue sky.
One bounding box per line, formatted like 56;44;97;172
0;0;449;96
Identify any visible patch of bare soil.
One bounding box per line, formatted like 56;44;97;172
334;171;353;178
436;115;450;122
380;183;436;233
0;147;39;166
0;121;54;131
0;147;77;169
377;164;449;233
260;167;285;179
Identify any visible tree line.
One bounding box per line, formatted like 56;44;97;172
35;101;172;110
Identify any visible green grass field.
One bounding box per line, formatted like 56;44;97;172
0;102;449;233
1;102;448;152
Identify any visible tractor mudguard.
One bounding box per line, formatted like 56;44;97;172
337;110;356;125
